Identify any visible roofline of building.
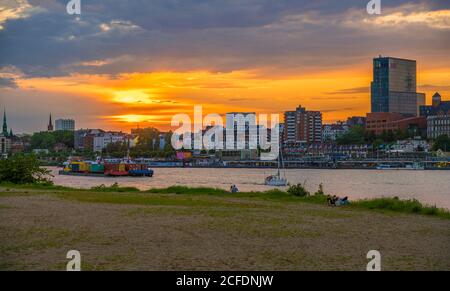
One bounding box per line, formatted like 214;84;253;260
374;56;416;63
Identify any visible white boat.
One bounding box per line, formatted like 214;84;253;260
377;163;425;170
265;173;288;186
265;145;288;186
376;164;397;170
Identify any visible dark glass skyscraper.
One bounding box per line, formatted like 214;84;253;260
371;57;390;113
371;56;423;116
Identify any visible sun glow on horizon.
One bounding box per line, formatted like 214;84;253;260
9;64;450;132
113;90;156;104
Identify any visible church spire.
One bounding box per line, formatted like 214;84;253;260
2;108;8;136
48;113;54;131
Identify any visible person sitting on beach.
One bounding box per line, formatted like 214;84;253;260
231;185;239;193
327;195;336;206
336;196;350;206
340;196;350;205
333;195;339;205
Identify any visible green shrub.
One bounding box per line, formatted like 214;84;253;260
0;154;52;184
287;183;310;197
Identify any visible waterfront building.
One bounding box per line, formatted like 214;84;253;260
371;56;425;116
416;93;426;116
74;129;104;150
284;105;322;145
0;134;11;156
218;149;259;161
427;114;450;139
346;116;366;128
92;131;134;153
420;92;450;117
433;92;442;107
388;139;430;153
55;119;75;131
10;132;25;154
11;139;25;154
417;92;450;139
225;112;257;150
322;122;349;142
366;112;427;136
284;111;297;143
306;144;370;159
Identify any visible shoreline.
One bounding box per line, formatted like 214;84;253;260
148;165;450;170
50;164;450;170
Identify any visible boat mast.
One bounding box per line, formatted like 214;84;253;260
277;152;281;178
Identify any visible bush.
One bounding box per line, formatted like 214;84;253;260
287;183;310;197
0;154;52;184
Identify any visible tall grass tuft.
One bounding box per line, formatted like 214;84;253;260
353;197;450;219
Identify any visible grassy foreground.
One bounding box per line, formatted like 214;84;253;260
3;183;449;219
0;184;449;270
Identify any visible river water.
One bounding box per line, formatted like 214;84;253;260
49;167;450;209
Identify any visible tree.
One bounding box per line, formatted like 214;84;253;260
30;131;74;150
0;154;52;184
103;141;128;157
432;135;450;152
134;127;161;151
336;125;365;145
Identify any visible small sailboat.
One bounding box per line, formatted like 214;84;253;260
265;145;288;186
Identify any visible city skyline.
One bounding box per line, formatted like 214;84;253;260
1;0;450;133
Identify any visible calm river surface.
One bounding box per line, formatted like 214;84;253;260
49;167;450;209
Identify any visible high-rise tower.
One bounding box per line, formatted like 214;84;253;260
371;56;424;116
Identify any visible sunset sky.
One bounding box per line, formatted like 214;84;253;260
1;0;449;133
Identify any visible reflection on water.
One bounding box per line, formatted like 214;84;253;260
49;167;450;209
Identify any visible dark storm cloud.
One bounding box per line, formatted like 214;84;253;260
1;0;449;78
